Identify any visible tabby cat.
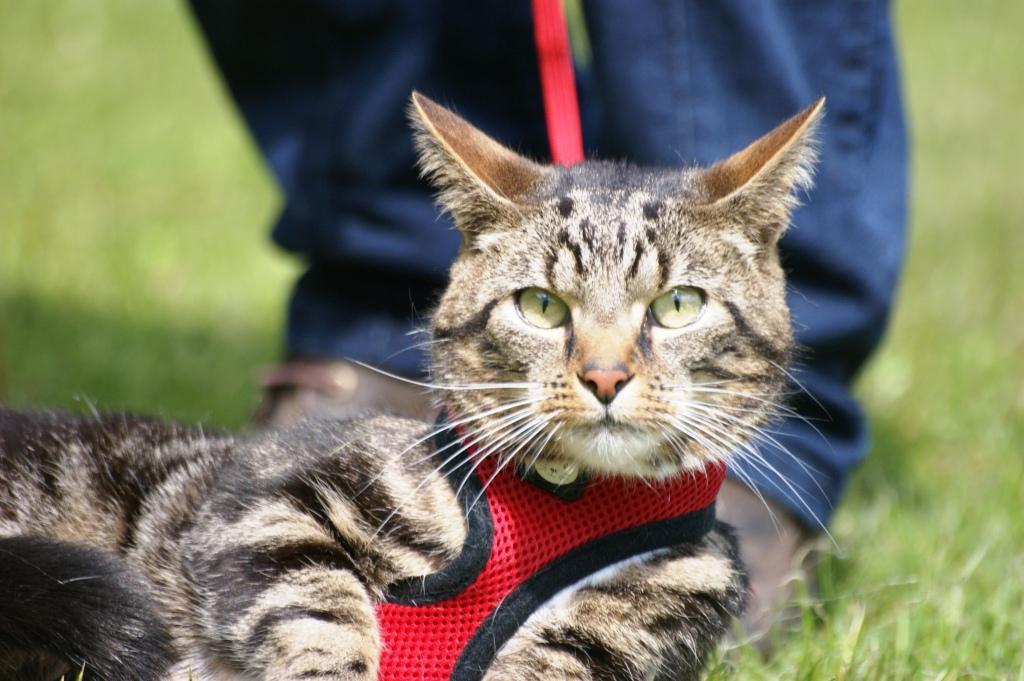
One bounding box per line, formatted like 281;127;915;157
0;92;823;681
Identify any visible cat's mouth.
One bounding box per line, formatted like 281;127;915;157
552;422;696;479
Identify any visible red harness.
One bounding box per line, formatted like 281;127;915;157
375;420;725;680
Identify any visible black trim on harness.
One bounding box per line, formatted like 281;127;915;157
451;503;717;681
383;413;494;605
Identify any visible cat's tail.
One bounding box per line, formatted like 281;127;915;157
0;536;173;681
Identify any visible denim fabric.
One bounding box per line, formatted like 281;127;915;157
191;0;907;527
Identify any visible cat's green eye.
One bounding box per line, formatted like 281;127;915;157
517;288;569;329
649;286;705;328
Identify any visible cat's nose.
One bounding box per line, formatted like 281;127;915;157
579;364;633;405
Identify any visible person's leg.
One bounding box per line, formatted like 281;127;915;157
188;0;551;420
581;0;907;636
190;0;908;637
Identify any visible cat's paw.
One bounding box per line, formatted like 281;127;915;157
483;654;591;681
484;633;684;681
483;630;621;681
255;611;380;681
263;651;377;681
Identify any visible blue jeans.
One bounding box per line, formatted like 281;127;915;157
191;0;907;528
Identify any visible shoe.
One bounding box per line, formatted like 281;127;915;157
716;479;817;654
252;358;437;427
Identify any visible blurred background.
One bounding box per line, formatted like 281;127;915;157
1;1;1021;676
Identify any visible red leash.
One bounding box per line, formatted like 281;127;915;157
531;0;585;165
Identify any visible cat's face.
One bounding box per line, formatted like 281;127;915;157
413;93;822;479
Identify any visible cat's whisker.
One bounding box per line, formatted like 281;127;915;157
521;421;563;477
679;384;814;418
668;385;794;411
451;414;553;504
722;457;785;533
667;405;819;528
371;438;527;543
394;406;538;479
672;399;772;419
674;386;833;444
445;397;547;427
414;408;541;486
416;416;536;496
683;406;804;460
673;410;832;540
729;449;834;543
499;417;560;481
382;336;450;364
671;407;784;475
664;413;786;533
730;446;813;506
673;399;776;436
765;358;832;420
687;377;798;396
687;379;777;391
662;429;707;472
666;384;829;433
686;377;749;388
677;400;831;494
677;412;777;474
663;414;735;467
354;398;545;496
390;410;544;525
368;408;542;539
733;431;832;514
467;414;558;514
717;418;828;483
349;360;539;392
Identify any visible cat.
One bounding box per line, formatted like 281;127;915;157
0;91;823;681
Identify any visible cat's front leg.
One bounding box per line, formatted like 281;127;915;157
484;524;747;681
185;503;381;681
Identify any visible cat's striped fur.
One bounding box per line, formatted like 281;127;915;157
0;93;822;680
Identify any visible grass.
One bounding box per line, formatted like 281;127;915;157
1;1;1021;678
0;2;290;424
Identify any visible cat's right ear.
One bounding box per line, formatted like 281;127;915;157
409;92;547;235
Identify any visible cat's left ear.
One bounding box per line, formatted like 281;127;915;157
409;92;547;236
697;98;825;243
